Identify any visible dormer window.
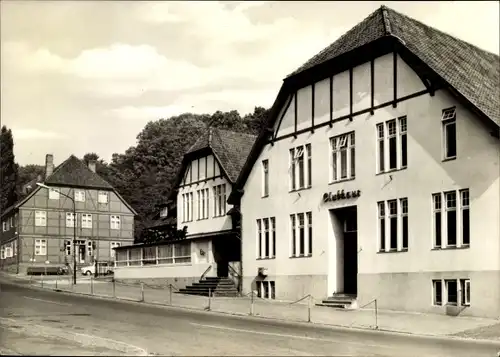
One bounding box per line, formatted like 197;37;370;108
98;191;109;204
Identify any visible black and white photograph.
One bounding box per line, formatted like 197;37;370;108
0;1;499;356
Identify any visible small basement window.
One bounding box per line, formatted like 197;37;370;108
433;280;442;306
445;279;458;305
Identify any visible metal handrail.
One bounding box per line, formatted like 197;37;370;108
228;264;241;278
200;265;212;280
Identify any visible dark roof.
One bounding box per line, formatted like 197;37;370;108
289;5;499;126
186;128;257;182
228;5;499;204
45;155;113;189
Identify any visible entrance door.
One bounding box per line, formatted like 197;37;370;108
343;209;358;295
78;245;86;264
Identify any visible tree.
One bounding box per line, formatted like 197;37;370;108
0;126;19;211
16;164;44;199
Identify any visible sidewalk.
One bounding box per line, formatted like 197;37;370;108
4;272;500;341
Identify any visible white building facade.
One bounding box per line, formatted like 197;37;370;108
230;6;500;317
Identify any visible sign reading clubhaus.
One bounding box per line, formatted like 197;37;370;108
323;189;361;203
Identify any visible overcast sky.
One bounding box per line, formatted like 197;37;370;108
1;1;499;166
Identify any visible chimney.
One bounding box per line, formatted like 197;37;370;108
88;160;96;173
45;154;54;179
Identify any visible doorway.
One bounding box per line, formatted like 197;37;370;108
330;206;358;295
76;240;86;264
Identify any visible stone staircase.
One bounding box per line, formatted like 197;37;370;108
178;277;239;297
316;294;358;309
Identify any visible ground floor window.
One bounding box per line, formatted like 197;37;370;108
35;239;47;256
433;278;470;306
377;198;408;252
114;242;192;267
256;280;275;299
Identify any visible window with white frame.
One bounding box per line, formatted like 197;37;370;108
98;191;109;204
432;280;443;305
35;211;47;227
81;214;92;229
13;240;17;256
157;242;191;264
262;159;269;197
35;239;47;256
2;222;5;232
256;217;276;259
74;190;85;202
377;198;408;252
446;279;458;305
5;244;13;258
66;212;75;227
129;248;141;266
330;132;355;182
442;107;457;160
256;280;275;299
110;215;121;230
376;116;407;173
290;211;313;257
432;189;469;248
49;188;60;200
110;242;121;258
197;188;210;220
182;192;194;222
289;144;312;191
213;184;227;217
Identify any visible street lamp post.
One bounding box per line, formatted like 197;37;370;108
37;183;77;285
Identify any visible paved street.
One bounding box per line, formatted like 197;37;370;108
1;280;499;356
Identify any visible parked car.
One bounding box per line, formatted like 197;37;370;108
80;262;114;276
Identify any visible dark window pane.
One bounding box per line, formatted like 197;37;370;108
340;149;347;179
350;147;355;178
447;210;457;245
402;216;408;249
265;231;269;257
462;209;470;245
379;141;385;172
380;218;385;251
390;217;398;249
447;280;457;305
298;155;304;188
446;122;457;158
389;137;397;169
435;281;442;305
308;226;312;255
257;282;262;298
270;281;275;299
401;134;407;167
299;227;305;255
435;213;442;247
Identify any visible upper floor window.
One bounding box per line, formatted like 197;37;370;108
98;191;109;204
35;211;47;227
182;192;194;222
110;215;121;230
197;188;210;220
442;107;457;160
81;214;92;229
432;189;469;249
66;212;75;227
330;132;355;182
376;116;407;173
2;222;6;232
378;198;408;252
289;144;311;191
49;188;60;200
213;184;227;217
262;159;269;197
74;190;85;202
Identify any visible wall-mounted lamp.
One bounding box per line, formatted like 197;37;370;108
200;249;206;256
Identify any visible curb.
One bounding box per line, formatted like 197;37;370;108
2;276;500;348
